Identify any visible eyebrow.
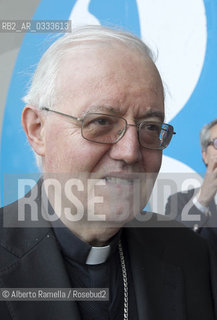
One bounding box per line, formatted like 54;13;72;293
141;111;164;122
83;105;164;122
83;105;122;116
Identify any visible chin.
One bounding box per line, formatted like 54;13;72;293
87;201;142;225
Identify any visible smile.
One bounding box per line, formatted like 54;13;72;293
104;176;136;185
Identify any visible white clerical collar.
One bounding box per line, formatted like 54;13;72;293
86;245;111;265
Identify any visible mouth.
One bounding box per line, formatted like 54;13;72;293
101;173;141;186
104;176;134;185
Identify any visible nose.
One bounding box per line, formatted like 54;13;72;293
109;125;142;164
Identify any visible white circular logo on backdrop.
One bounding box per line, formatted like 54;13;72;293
137;0;207;123
1;0;208;206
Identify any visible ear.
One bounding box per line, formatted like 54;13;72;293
202;150;208;166
21;106;45;156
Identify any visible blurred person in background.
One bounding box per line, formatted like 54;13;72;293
165;118;217;255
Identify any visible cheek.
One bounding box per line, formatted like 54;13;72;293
205;150;217;165
141;150;162;172
69;142;111;172
44;125;110;172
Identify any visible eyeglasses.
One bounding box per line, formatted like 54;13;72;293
207;138;217;150
41;107;176;150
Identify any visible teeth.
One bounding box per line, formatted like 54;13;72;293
104;177;133;185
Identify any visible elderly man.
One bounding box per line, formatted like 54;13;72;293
165;119;217;253
0;26;216;320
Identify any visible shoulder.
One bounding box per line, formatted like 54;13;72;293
168;188;197;202
0;197;51;269
127;214;211;264
0;201;17;231
165;188;199;217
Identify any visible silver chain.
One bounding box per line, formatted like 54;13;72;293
118;239;128;320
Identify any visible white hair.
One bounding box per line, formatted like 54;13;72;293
22;25;156;167
23;25;154;108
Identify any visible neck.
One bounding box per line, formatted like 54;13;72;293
60;216;121;246
42;185;122;246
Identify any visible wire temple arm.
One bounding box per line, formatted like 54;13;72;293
41;107;81;121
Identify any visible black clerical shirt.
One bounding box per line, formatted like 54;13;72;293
52;222;138;320
42;186;138;320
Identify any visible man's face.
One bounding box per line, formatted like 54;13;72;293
41;44;164;223
203;124;217;166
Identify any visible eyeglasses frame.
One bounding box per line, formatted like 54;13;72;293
41;107;176;150
207;138;217;150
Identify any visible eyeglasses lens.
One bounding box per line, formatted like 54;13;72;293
139;122;161;149
82;114;126;144
81;113;173;150
213;138;217;150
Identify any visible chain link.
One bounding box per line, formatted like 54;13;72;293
118;239;128;320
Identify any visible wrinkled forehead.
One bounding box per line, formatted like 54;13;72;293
54;43;164;113
56;41;161;81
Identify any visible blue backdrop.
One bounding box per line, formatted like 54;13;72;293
1;0;216;206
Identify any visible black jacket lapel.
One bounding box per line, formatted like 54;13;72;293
0;228;81;320
0;181;81;320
